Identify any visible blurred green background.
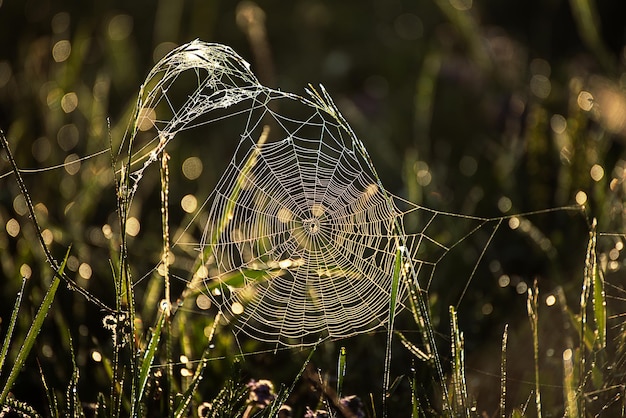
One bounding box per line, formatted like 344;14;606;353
1;0;626;416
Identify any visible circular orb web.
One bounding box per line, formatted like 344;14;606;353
205;134;404;346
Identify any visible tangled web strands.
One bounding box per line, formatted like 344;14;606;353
126;40;471;347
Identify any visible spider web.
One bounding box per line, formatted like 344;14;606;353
121;40;497;347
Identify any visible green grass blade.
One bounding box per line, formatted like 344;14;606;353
336;346;347;398
562;347;578;417
38;361;59;418
0;278;27;375
0;249;67;404
173;351;208;418
382;247;402;417
136;308;166;407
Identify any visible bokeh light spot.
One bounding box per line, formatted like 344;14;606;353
6;218;20;237
153;42;178;63
137;107;156;131
42;229;53;245
498;274;510;287
182;157;203;180
79;263;92;280
52;40;71;62
563;348;572;361
181;194;198;213
0;61;12;89
550;114;567;134
497;196;512;213
126;217;140;236
108;14;133;41
67;256;79;272
231;302;244;315
575;190;587;205
196;294;211;310
530;74;551;99
41;344;54;358
459;155;477;177
590;164;604;182
277;207;292;223
195;266;208;279
91;351;102;362
102;224;113;239
577;91;594;111
508;217;520;230
51;12;70;34
64;154;81;175
58;124;79;151
545;295;556;306
481;303;493;315
414;161;432;186
13;195;27;216
61;92;78;113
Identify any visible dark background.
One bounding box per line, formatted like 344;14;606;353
1;0;626;416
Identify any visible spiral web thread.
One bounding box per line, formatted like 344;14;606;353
122;40;496;348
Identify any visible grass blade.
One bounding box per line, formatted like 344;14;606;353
500;324;508;418
0;278;27;375
382;246;402;417
562;347;578;417
0;249;67;404
66;337;83;418
173;351;207;418
38;361;59;418
269;343;318;416
449;306;468;416
136;308;166;408
588;221;606;349
336;346;347;398
526;279;542;418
